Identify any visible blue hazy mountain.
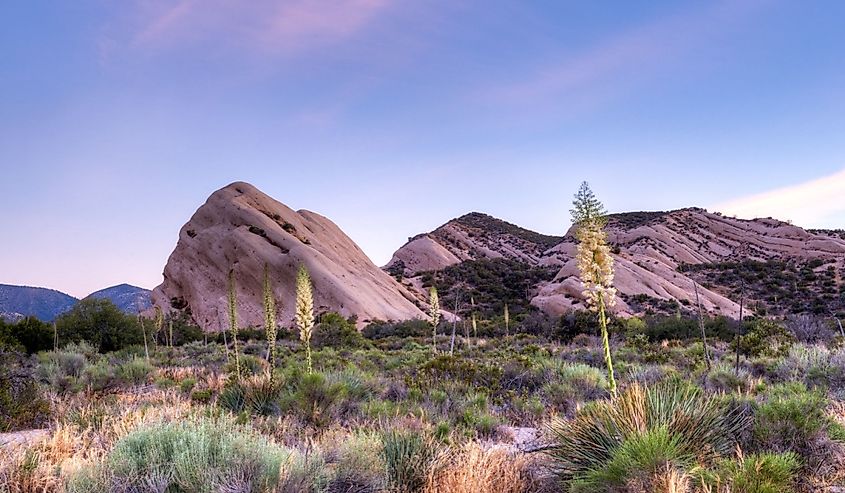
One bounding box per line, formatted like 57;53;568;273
0;284;79;322
0;283;152;322
84;284;152;314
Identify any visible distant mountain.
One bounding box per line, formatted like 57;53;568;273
0;283;152;322
85;284;152;314
0;284;78;322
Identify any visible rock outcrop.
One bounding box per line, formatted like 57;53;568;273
152;182;425;331
389;208;845;319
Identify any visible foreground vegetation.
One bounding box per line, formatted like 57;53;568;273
3;301;845;492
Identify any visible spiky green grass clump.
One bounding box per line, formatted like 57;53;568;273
546;381;750;491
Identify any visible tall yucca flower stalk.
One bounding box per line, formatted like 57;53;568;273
571;181;618;397
296;265;315;374
154;306;164;348
471;296;478;343
263;263;278;372
504;303;510;337
228;268;241;381
429;286;440;352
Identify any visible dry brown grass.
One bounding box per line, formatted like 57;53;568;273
424;443;537;493
625;464;691;493
0;389;193;493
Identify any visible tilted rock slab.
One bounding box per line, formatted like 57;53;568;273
152;182;425;331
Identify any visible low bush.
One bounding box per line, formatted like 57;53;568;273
67;417;294;492
426;442;536;493
0;352;50;432
546;381;750;490
706;452;799;493
382;429;438;493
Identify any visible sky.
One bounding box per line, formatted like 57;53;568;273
1;1;844;298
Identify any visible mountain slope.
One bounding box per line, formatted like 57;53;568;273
0;284;78;322
151;182;426;331
389;208;845;319
386;212;563;277
85;284;152;314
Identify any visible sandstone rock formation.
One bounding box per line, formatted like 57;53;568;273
151;182;425;331
386;212;562;276
389;208;845;319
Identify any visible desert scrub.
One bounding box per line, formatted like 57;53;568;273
219;374;284;417
279;372;349;427
382;429;439;493
67;417;294;493
327;431;386;492
773;344;845;392
0;351;50;432
750;382;845;479
225;353;269;378
425;441;537;493
705;363;757;394
36;346;89;393
545;381;749;491
697;451;799;493
542;361;608;416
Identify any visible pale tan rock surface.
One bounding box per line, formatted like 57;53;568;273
151;182;425;331
389;208;845;319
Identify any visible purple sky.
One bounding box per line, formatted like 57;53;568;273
1;1;844;297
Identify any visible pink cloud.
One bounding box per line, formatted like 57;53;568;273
129;0;393;54
484;0;769;105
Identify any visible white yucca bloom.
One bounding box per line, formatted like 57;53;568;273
571;181;618;397
295;265;315;374
575;222;617;310
429;286;440;352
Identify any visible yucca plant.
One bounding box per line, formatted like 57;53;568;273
153;306;164;348
429;286;440;353
296;265;315;375
228;268;241;380
545;381;750;490
571;181;617;396
471;296;478;343
263;263;278;372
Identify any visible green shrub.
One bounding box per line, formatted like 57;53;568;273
751;382;840;473
546;381;750;487
710;452;799;493
179;376;197;393
219;376;284;417
543;362;608;415
225;353;268;377
190;388;213;404
381;429;438;493
81;359;119;392
55;298;144;352
117;357;153;385
312;312;368;349
283;372;346;426
0;352;51;432
705;363;755;394
67;417;293;492
570;427;693;492
330;432;386;492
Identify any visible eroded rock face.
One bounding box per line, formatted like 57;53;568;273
152;182;425;331
388;208;845;319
